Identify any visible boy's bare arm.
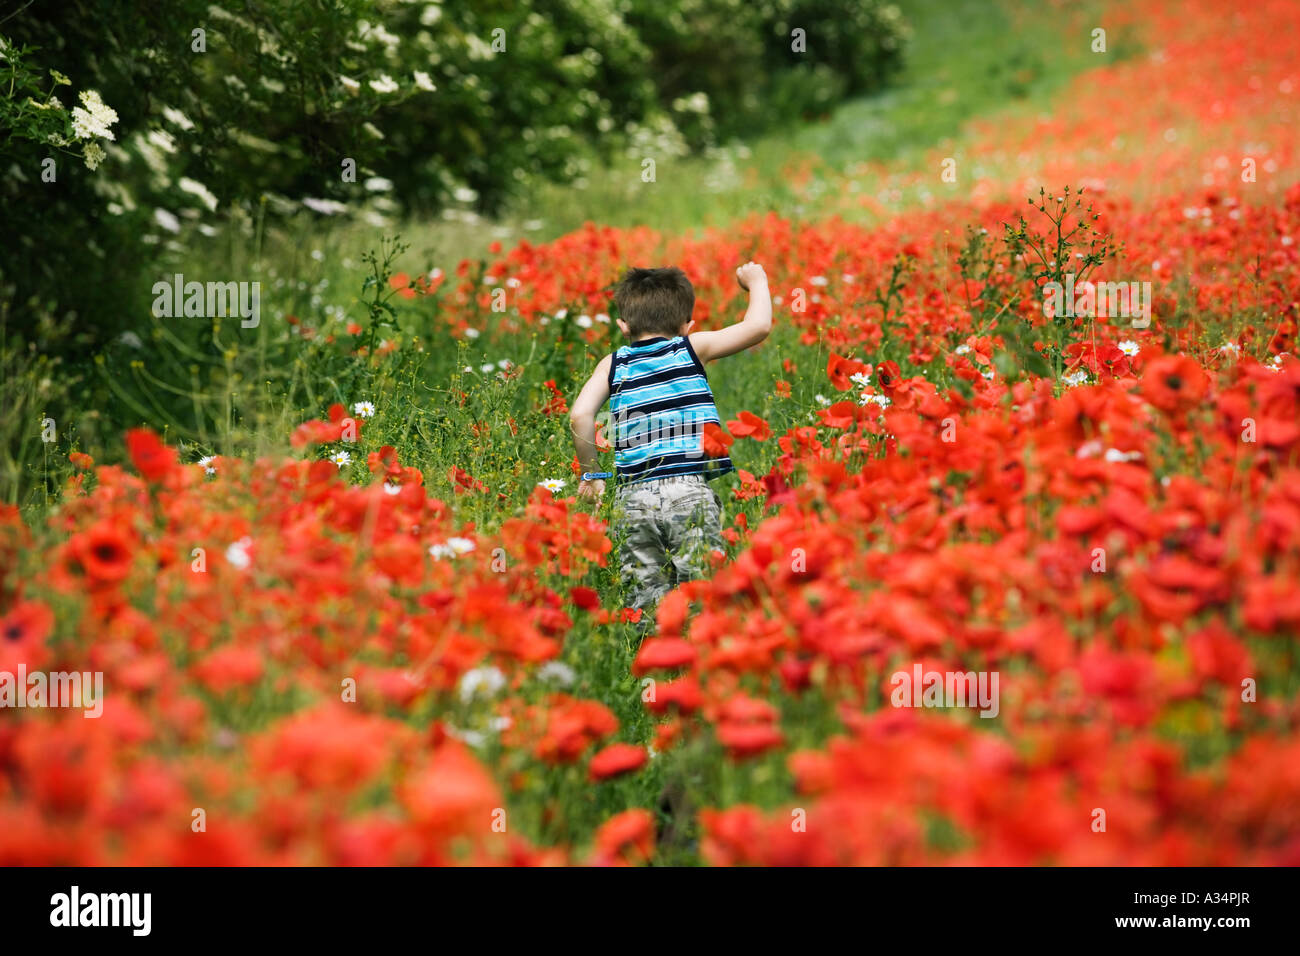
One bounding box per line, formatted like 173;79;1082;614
689;261;772;362
570;354;612;498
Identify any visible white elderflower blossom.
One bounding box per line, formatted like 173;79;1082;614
83;142;106;170
161;106;194;130
71;90;119;141
178;177;219;212
368;74;399;94
153;208;181;233
413;70;437;92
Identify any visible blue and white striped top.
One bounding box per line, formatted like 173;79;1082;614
607;336;734;485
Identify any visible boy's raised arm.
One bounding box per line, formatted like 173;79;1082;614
690;261;772;363
570;354;612;498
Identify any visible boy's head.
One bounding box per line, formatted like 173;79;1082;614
613;267;695;339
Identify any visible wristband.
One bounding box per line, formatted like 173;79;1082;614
581;472;613;481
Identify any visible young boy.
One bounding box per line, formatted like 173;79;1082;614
569;262;772;615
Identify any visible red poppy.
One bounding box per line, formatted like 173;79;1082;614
588;743;648;781
71;522;134;584
727;411;772;441
826;353;869;391
591;809;654;866
126;428;178;481
715;722;784;760
1141;354;1207;413
632;638;697;675
700;422;734;458
0;599;53;671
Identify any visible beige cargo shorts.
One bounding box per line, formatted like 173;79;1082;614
612;474;725;613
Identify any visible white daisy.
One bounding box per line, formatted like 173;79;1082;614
458;665;506;703
1117;340;1140;357
330;450;352;468
225;537;252;570
538;478;566;493
1104;448;1143;462
352;401;375;418
537;661;576;687
197;455;217;476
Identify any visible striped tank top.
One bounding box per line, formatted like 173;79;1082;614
607;335;734;485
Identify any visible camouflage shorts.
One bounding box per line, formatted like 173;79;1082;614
612;474;725;613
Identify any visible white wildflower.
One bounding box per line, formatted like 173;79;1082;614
83;142;106;170
225;537;252;570
458;665;506;703
70;90;118;140
178;177;219;212
537;661;576;687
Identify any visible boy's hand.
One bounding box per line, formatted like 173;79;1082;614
577;478;606;500
735;261;767;292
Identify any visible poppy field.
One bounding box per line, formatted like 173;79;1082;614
3;0;1300;867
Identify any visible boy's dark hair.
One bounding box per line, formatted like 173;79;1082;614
613;267;694;338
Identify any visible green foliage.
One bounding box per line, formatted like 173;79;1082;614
1;0;909;366
627;0;910;143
